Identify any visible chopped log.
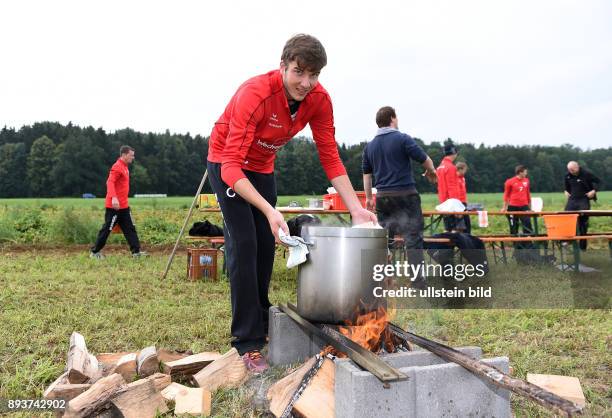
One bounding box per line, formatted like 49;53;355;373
111;378;169;418
162;351;221;378
114;353;137;382
65;332;101;383
45;383;91;401
192;348;247;391
43;372;68;399
64;373;126;418
97;351;136;374
161;382;186;401
174;386;212;416
294;358;335;418
268;357;318;417
157;348;193;363
137;345;159;377
527;374;586;407
147;372;172;392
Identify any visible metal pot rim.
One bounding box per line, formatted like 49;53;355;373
301;225;388;238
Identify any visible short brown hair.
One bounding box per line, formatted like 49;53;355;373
376;106;396;128
456;162;467;171
120;145;134;155
515;165;527;175
281;34;327;72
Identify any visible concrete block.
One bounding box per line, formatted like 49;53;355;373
268;306;321;366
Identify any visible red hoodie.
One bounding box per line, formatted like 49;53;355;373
207;69;347;188
105;158;130;209
503;176;531;207
436;156;460;203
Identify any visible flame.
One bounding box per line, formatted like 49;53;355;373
337;304;398;353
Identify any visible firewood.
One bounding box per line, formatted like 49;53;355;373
65;332;101;383
527;374;586;407
268;357;318;417
110;377;169;418
43;372;68;399
174;386;212;416
64;373;126;418
157;348;193;363
162;351;221;378
113;353;137;382
192;348;247;391
44;380;91;402
137;345;159;377
294;358;335;418
146;372;172;392
97;351;135;374
161;382;185;401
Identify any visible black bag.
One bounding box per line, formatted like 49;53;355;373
287;214;322;237
189;220;224;237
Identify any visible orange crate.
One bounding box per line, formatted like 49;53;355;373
543;214;578;238
323;192;374;210
187;248;218;281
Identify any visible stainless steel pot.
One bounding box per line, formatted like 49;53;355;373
297;226;388;324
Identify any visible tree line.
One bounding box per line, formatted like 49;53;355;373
0;122;610;198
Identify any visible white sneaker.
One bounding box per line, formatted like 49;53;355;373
90;251;105;260
132;251;149;258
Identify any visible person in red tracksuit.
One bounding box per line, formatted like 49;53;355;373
436;143;461;231
502;165;533;235
206;34;377;373
91;145;147;259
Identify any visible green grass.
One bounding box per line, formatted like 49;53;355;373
0;249;610;417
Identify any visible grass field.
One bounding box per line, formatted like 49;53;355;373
0;249;610;417
0;193;610;416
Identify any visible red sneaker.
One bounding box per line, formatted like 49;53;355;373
242;350;268;374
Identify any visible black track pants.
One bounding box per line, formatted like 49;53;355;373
91;207;141;254
207;161;277;355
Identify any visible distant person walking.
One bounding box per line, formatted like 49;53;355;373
564;161;600;250
455;161;471;233
502;165;533;235
90;145;147;259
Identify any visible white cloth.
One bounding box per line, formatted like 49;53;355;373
531;197;543;212
278;228;310;268
435;198;465;212
352;222;383;229
477;210;489;228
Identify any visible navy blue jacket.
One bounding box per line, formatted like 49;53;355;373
362;129;427;192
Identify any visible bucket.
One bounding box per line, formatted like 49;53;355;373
543;214;578;238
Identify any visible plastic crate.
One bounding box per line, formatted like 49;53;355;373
323;192;374;210
187;248;218;281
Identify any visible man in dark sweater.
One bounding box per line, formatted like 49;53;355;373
564;161;601;250
363;106;436;287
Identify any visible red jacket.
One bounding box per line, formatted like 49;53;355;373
207;69;347;188
503;176;531;207
105;159;130;209
457;174;467;203
436;157;460;203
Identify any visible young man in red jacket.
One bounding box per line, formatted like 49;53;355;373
436;143;461;231
502;165;533;235
91;145;147;259
207;34;376;373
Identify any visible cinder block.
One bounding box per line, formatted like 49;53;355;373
335;349;510;418
268;306;321;366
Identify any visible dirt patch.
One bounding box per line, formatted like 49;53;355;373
0;244;184;255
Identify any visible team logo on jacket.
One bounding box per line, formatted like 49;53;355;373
257;139;283;153
268;113;283;129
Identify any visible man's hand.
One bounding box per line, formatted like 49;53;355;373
365;198;375;212
586;190;596;199
501;204;507;212
351;207;378;226
423;169;437;184
111;197;120;210
266;209;289;242
564;190;571;199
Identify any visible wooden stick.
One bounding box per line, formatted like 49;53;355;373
162;169;208;280
388;323;584;417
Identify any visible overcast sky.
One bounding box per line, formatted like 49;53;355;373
1;0;611;148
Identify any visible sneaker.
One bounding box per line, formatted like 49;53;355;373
90;251;105;260
132;251;149;258
242;350;268;374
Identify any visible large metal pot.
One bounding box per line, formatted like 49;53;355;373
297;226;388;324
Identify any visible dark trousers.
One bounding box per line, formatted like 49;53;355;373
506;205;533;235
207;161;276;355
565;197;590;250
443;203;471;233
91;207;141;254
376;193;425;279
